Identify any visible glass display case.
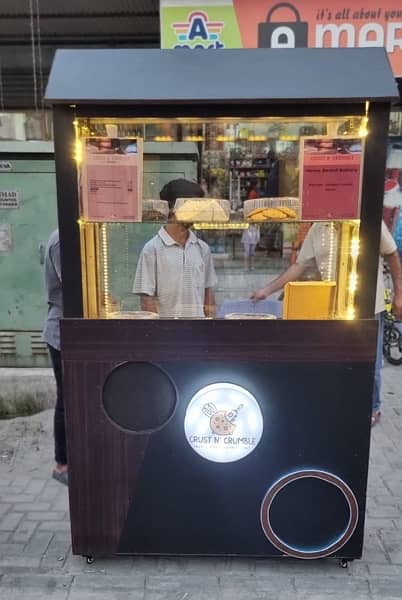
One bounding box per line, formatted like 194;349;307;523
76;115;365;322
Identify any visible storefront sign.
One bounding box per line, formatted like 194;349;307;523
80;137;143;222
0;161;12;172
184;382;263;462
0;190;20;209
300;137;363;220
0;223;12;252
160;0;402;76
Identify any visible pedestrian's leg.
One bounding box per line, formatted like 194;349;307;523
48;345;68;483
372;312;384;426
243;244;252;270
250;243;257;269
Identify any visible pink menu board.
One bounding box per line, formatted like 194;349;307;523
300;137;363;220
80;137;143;222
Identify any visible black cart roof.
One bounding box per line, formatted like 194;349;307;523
45;47;398;105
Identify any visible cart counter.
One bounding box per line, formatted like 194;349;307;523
62;318;376;559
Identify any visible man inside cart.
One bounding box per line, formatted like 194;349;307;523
251;221;402;427
133;179;217;318
42;229;68;486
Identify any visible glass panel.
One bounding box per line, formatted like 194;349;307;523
389;111;402;136
385;111;402;250
0;110;52;141
76;115;365;321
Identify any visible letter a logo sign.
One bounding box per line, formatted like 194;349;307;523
258;2;309;48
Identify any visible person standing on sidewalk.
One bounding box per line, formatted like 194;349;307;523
241;224;260;271
251;221;402;426
42;229;68;485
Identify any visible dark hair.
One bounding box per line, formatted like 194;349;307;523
160;178;204;210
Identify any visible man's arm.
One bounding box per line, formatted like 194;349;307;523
140;295;158;314
204;288;216;318
133;245;157;312
385;250;402;319
250;263;307;301
49;240;62;284
202;243;217;317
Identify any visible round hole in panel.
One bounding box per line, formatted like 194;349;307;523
260;469;359;559
102;362;177;433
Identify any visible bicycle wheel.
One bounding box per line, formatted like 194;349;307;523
384;324;402;365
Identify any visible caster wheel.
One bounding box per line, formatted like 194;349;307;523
339;558;348;568
85;556;94;565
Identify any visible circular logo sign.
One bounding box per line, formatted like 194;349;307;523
184;383;263;463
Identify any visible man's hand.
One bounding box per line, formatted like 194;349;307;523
140;294;158;314
392;291;402;320
386;250;402;320
250;287;268;302
250;264;307;303
204;288;216;318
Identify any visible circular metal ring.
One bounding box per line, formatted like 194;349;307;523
260;469;359;559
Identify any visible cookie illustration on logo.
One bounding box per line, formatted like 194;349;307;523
185;383;263;462
202;402;243;436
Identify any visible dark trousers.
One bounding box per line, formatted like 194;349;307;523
48;344;67;466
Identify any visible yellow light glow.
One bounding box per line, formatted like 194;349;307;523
216;135;235;142
248;135;267;142
74;139;82;164
325;222;336;281
100;224;110;316
154;136;173;142
176;117;204;122
184;135;204;142
351;236;360;259
343;223;360;320
358;120;368;137
193;222;249;230
359;104;369;137
348;272;358;294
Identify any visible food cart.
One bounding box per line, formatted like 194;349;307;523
45;47;398;565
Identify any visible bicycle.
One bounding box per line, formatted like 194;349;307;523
383;269;402;365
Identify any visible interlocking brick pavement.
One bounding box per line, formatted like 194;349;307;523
0;363;401;599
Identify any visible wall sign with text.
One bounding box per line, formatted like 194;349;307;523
0;161;12;173
80;137;143;222
160;0;402;77
0;190;20;209
300;137;363;220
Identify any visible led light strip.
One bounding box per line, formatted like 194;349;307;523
193;222;249;230
326;222;336;281
347;228;360;319
100;223;110;316
260;469;359;559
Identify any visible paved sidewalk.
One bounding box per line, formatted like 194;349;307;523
0;364;401;600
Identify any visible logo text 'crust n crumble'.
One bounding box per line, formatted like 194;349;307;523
184;383;264;463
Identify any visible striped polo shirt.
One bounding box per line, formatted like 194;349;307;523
133;227;217;318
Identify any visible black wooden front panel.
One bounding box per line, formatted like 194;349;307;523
62;319;376;559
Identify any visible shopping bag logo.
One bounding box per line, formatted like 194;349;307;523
258;2;308;48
